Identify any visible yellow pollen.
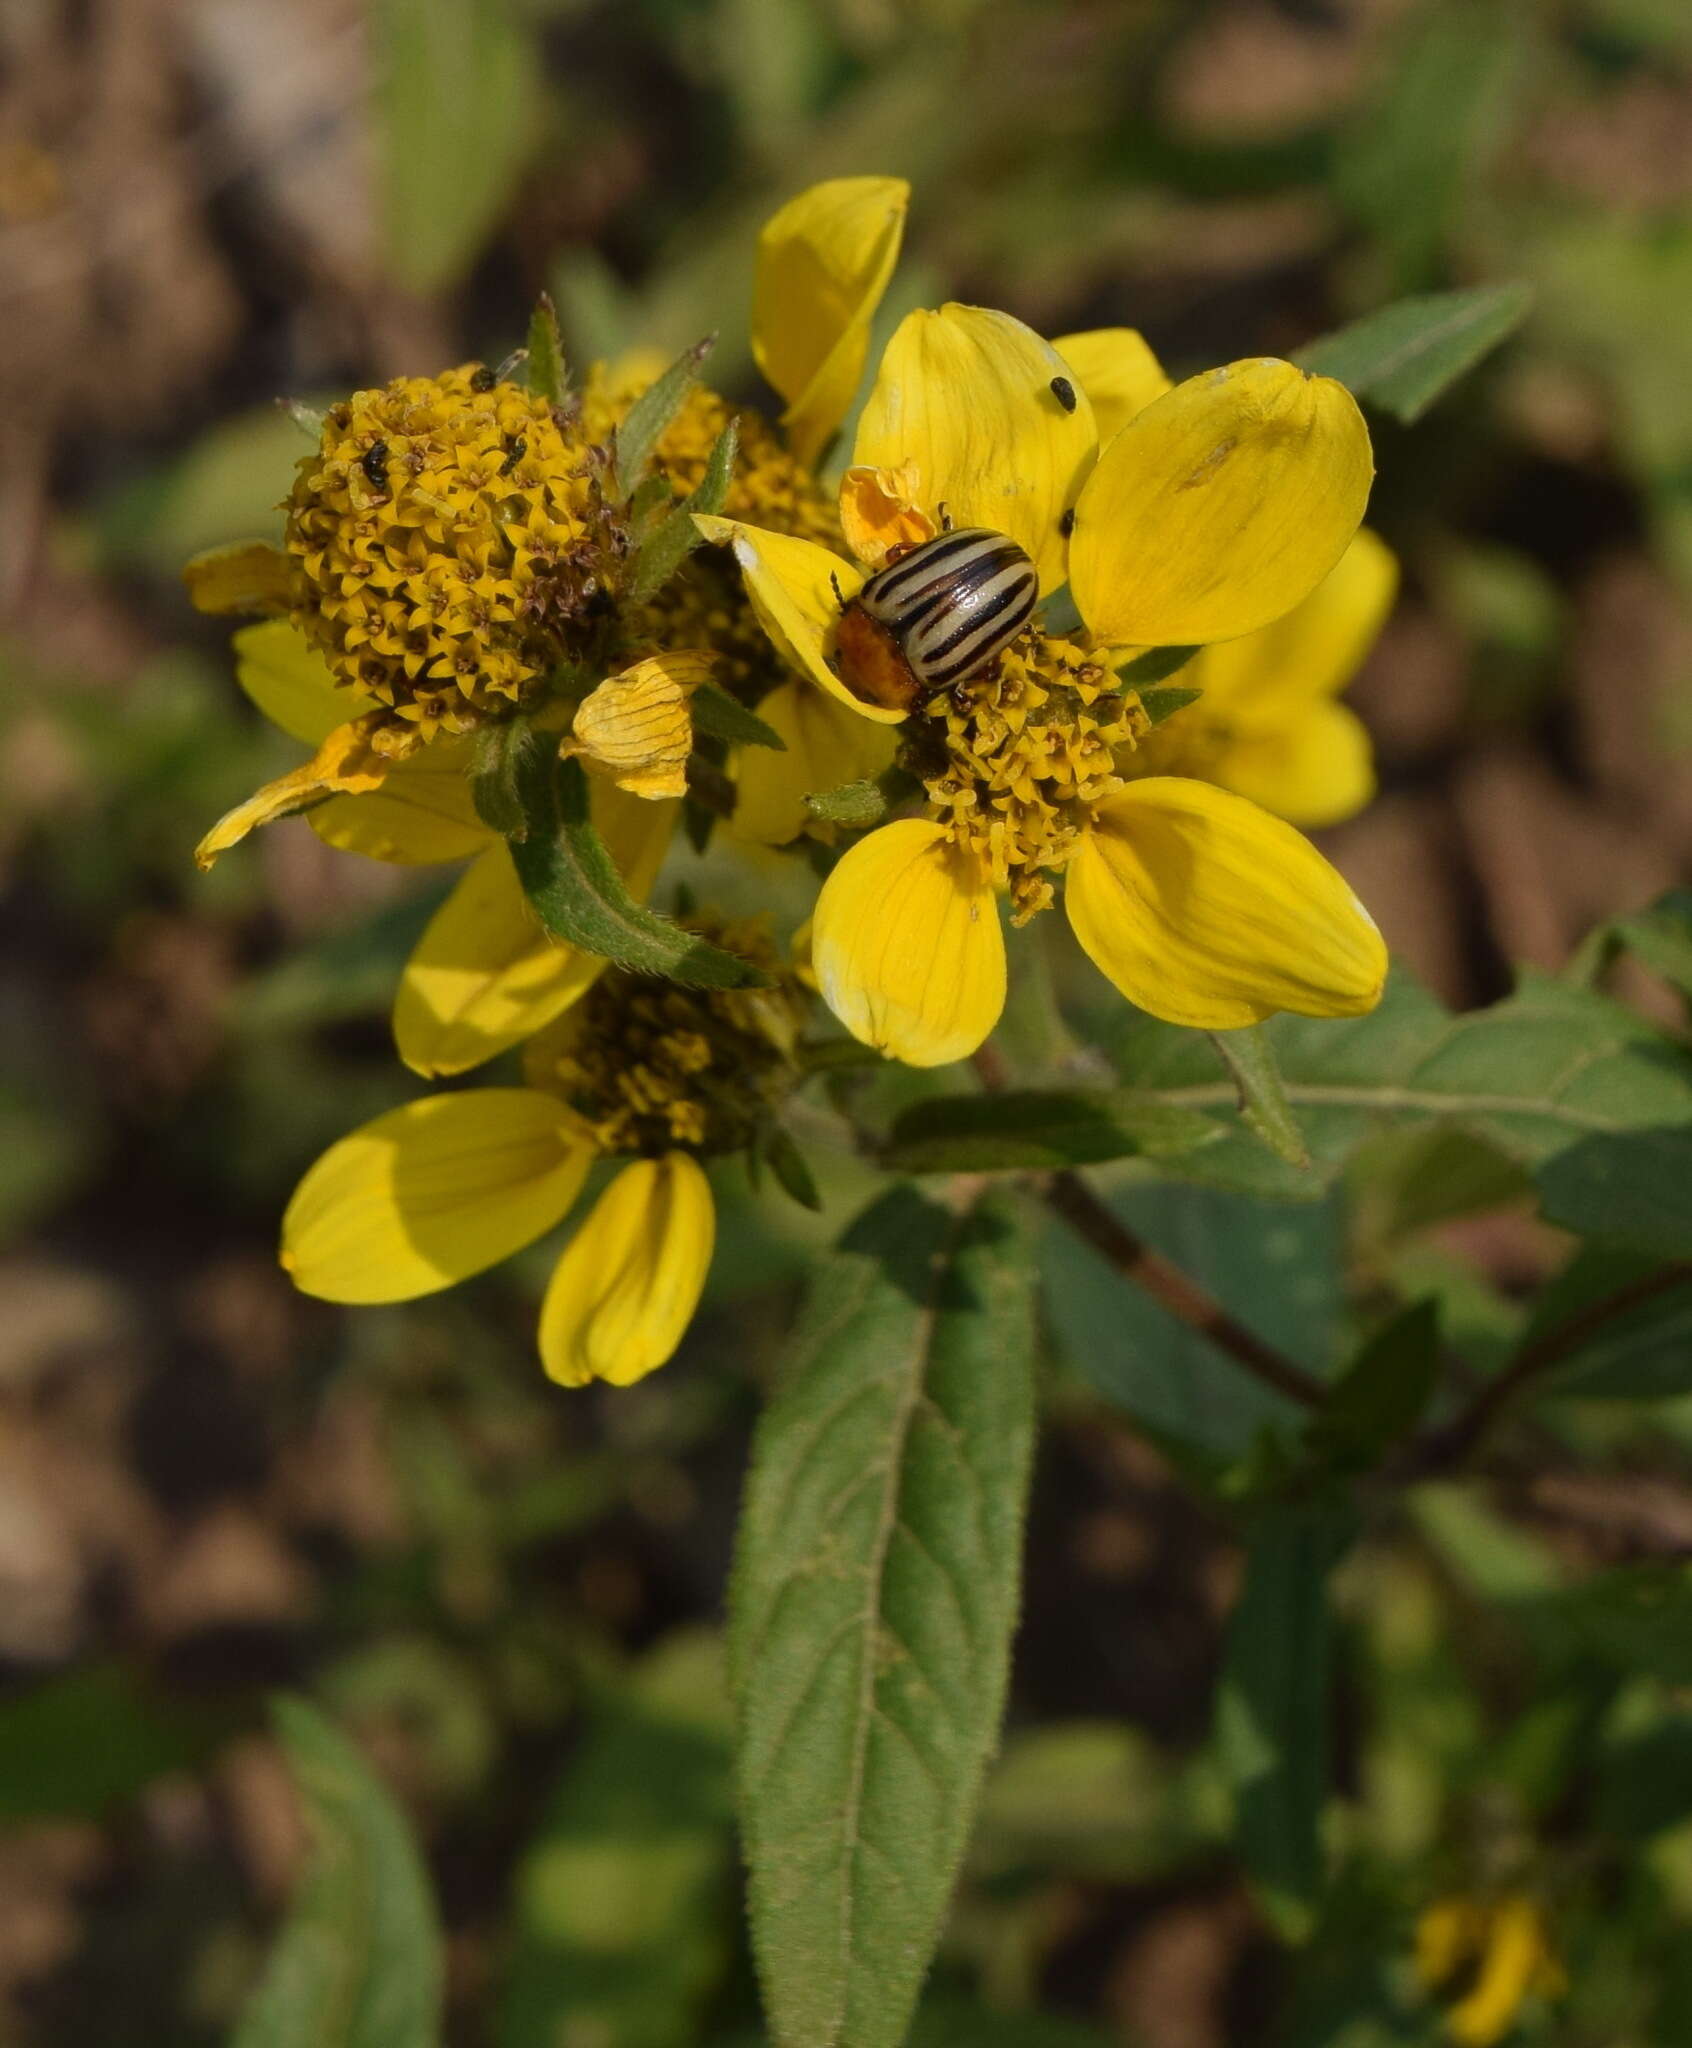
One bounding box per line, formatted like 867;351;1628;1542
917;631;1147;924
524;915;811;1157
284;366;617;746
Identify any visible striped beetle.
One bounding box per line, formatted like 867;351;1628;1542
832;526;1039;713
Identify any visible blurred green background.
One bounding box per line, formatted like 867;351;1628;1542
4;0;1692;2042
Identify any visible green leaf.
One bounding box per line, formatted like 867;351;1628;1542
1116;646;1198;688
1517;1563;1692;1684
1514;1247;1692;1400
471;714;549;837
1215;1507;1353;1941
1135;683;1202;727
1119;970;1692;1244
1307;1298;1442;1470
376;0;540;296
1569;888;1692;1002
613;337;716;500
627;420;741;603
509;755;768;989
0;1666;217;1823
882;1086;1219;1173
1208;1027;1310;1169
764;1126;822;1211
688;681;784;752
234;1696;443;2048
1295;283;1534;423
525;294;566;406
731;1185;1038;2048
1043;1185;1343;1458
499;1643;736;2048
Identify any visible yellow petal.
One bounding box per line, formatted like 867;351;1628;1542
1447;1901;1554;2048
539;1154;715;1388
310;734;491;864
852;304;1097;595
1051;328;1172;444
1070;358;1373;647
233;620;374;744
183;540;294;616
194;715;390;869
394;789;676;1077
692;516;904;726
565;650;713;801
1064;778;1386;1029
752;176;910;471
1187;527;1398;714
837;463;937;569
281;1090;593;1304
812;818;1006;1066
732;678;899;845
1198;700;1376;830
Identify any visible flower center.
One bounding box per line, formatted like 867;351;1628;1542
285;367;618;749
526;916;810;1156
912;631;1147;923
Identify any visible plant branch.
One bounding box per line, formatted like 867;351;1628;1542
1411;1260;1692;1472
1040;1168;1328;1410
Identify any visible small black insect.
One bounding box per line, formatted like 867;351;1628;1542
499;435;526;476
471;365;497;392
1059;507;1076;538
359;440;390;494
1050;375;1077;414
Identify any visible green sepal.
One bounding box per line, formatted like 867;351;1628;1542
1117;645;1199;688
763;1126;823;1212
508;753;767;988
612;335;716;500
471;713;550;839
626;417;739;603
689;682;784;750
280;398;325;438
524;293;567;406
1137;683;1202;727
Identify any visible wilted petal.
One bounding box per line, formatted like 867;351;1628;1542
539;1154;716;1387
566;650;713;801
853;304;1097;595
1070;359;1373;647
281;1089;593;1304
752;176;910;470
1064;777;1386;1029
194;714;390;869
812;817;1006;1066
732;679;898;845
309;733;490;864
837;462;937;568
1052;327;1172;444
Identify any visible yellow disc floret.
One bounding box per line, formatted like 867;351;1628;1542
284;367;618;748
524;915;810;1157
915;631;1148;924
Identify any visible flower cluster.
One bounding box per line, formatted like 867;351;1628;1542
190;172;1402;1387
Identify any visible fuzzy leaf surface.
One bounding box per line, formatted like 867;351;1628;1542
233;1697;442;2048
508;755;766;988
1295;283;1533;422
731;1185;1038;2048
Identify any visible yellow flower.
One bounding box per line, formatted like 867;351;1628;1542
697;296;1383;1065
204;621;677;1078
1415;1896;1565;2047
282;918;809;1388
1128;526;1399;829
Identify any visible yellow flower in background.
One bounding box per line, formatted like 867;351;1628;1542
698;292;1384;1065
282;917;809;1388
1415;1896;1565;2047
1130;526;1399;829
